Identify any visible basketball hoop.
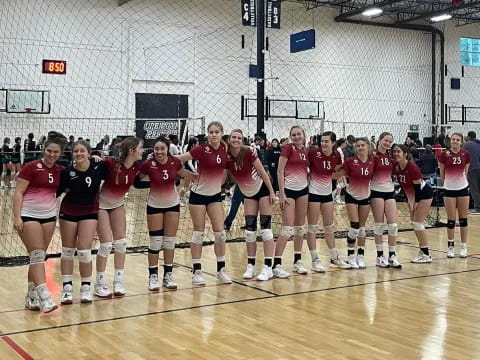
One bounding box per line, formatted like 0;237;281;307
24;108;33;113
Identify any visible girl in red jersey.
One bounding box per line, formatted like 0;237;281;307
370;132;402;269
13;133;67;313
393;144;433;263
336;137;374;269
439;132;470;258
227;129;276;281
94;137;144;297
307;131;351;270
175;121;231;286
275;126;309;278
137;136;196;290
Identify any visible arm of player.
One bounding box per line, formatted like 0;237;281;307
277;155;289;210
438;162;445;183
175;152;193;162
13;178;29;234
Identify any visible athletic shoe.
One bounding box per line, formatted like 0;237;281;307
376;255;389;268
460;244;468;258
356;255;366;269
347;254;359;269
61;284;73;305
24;292;40;311
113;281;126;296
272;264;289;278
148;274;160;291
292;260;308;274
36;286;57;313
388;255;402;268
80;284;93;303
163;272;178;289
94;282;112;298
330;257;352;269
447;246;455;258
311;258;326;273
242;264;256;279
256;265;273;281
192;270;206;286
216;268;232;284
411;251;432;263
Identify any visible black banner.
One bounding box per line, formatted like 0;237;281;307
266;0;281;29
135;119;181;149
241;0;256;26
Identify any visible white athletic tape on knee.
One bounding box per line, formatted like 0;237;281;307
324;223;335;234
348;228;360;239
77;249;92;263
29;249;45;265
307;224;318;234
214;231;226;244
374;223;385;236
261;229;274;242
387;223;398;237
113;238;127;254
358;227;366;238
412;222;425;231
280;226;294;238
245;230;257;243
294;225;306;237
163;236;176;250
149;236;163;251
191;231;204;244
61;247;76;260
97;242;112;257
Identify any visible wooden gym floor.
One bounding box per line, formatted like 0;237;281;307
1;219;480;359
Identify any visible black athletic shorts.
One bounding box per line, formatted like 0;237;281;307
147;204;180;214
284;187;308;200
21;216;56;224
345;192;370;206
59;212;99;222
444;186;469;198
244;183;270;201
189;192;222;206
416;184;434;202
308;193;333;203
370;190;395;200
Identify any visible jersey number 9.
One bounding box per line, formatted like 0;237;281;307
85;176;92;187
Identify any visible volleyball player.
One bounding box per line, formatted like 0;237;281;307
10;137;22;187
94;137;144;297
307;131;351;270
393;144;433;263
336;138;374;269
438;133;470;258
275;126;309;278
1;137;13;188
13;133;67;313
370;132;401;268
57;140;106;304
227;129;276;281
175;121;231;285
137;136;196;290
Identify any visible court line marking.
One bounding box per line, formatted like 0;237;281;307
2;267;480;338
0;331;34;360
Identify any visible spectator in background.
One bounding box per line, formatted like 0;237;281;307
64;135;75;161
96;135;110;157
23;133;36;164
343;135;355;160
110;137;122;158
36;135;46;159
464;131;480;214
336;138;347;163
169;134;180;155
266;138;281;191
280;138;289;148
432;136;443;157
418;145;437;183
409;145;420;162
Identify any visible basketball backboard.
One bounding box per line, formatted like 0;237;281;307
5;89;51;114
241;96;324;120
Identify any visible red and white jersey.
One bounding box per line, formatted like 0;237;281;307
341;156;375;200
308;149;342;195
140;156;182;208
371;151;395;192
281;143;308;191
18;160;63;218
394;160;423;204
99;157;140;209
439;149;470;190
189;142;227;196
227;147;262;197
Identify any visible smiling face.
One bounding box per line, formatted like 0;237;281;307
130;142;144;161
379;135;393;151
290;127;305;146
73;143;90;165
153;140;168;162
450;134;463;150
392;145;407;162
43;143;62;165
208;124;223;146
321;135;334;153
229;131;243;149
355;140;369;156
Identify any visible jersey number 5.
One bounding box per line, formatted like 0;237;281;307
48;173;54;184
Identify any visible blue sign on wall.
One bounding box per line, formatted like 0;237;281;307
290;29;315;53
249;64;258;78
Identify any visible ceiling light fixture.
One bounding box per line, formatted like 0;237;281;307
361;7;383;17
431;13;452;22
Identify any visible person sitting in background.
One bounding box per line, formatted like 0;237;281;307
418;144;437;184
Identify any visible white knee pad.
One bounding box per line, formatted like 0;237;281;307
387;223;398;237
294;225;306;237
77;249;92;263
214;231;226;244
149;236;163;251
358;227;366;238
191;231;204;244
307;224;318;235
412;222;425;231
113;238;127;254
61;247;76;260
261;229;274;242
324;223;335;234
280;226;294;238
97;242;112;257
374;223;385;236
348;228;360;239
245;230;257;243
163;236;176;250
29;249;45;265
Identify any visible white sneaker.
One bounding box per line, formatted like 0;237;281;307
216;268;232;284
330;257;352;269
376;255;389;268
242;264;256;279
24;292;40;311
311;258;325;273
447;246;455;258
113;281;126;296
411;251;432;263
36;286;57;313
61;284;73;305
460;244;468;258
356;255;366;269
347;254;359;269
80;284;93;303
148;274;160;291
163;272;178;289
272;264;290;278
94;282;112;298
388;255;402;268
192;270;206;286
256;265;273;281
293;260;308;274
